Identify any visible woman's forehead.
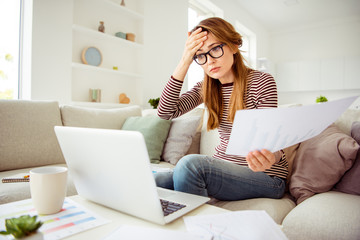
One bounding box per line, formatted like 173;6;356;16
198;33;221;52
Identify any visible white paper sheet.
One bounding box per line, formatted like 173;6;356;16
103;225;210;240
184;210;288;240
226;96;358;156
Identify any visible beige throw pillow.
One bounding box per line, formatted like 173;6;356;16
0;100;65;171
289;124;359;204
161;116;201;165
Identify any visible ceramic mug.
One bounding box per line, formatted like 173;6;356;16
30;166;68;214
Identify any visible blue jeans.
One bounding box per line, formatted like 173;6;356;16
154;154;286;201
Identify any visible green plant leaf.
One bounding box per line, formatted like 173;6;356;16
148;97;160;109
0;230;9;235
316;95;328;103
5;218;25;238
1;215;42;239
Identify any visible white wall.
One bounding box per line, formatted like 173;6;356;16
271;16;360;107
212;0;271;60
30;0;73;103
141;0;188;107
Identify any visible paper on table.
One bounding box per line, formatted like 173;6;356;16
184;210;288;240
0;197;110;240
103;225;211;240
226;96;358;156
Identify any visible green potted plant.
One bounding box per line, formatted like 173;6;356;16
0;215;43;239
316;95;328;103
148;97;160;109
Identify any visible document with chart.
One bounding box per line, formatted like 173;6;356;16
226;96;358;156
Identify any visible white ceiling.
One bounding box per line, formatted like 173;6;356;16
235;0;360;32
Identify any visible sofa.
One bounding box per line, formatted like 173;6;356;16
1;99;359;240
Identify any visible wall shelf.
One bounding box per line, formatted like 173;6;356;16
70;101;135;109
72;62;143;78
72;0;144;104
103;0;144;20
72;24;143;48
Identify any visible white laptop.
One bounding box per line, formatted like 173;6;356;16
54;126;210;225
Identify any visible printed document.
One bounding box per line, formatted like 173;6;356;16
226;96;358;156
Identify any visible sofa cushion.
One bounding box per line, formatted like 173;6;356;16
61;105;142;129
334;108;360;136
200;109;220;156
283;143;300;186
334;121;360;195
0;100;65;171
289;124;359;204
162;116;201;165
209;194;296;225
282;191;360;240
121;115;171;164
142;108;204;163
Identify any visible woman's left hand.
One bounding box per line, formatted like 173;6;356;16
246;149;276;172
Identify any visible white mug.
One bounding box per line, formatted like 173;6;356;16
30;166;68;214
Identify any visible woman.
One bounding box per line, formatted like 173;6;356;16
156;17;288;201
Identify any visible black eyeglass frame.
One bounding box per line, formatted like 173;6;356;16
193;43;226;65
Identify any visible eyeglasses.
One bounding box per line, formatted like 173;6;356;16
193;43;226;65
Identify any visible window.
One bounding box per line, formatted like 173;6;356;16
187;0;223;90
0;0;22;99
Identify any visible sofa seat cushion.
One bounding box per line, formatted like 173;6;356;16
209;194;296;225
156;161;176;169
0;100;65;171
282;191;360;240
0;164;77;204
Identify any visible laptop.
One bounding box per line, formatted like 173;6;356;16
54;126;210;225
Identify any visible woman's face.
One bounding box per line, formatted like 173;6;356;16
196;33;235;83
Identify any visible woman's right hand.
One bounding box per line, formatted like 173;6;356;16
172;28;207;81
181;28;208;66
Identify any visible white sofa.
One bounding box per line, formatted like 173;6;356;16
1;99;359;240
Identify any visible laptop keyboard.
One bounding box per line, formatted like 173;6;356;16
160;199;186;216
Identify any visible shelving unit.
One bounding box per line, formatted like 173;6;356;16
72;24;144;49
72;62;143;78
71;0;144;104
103;0;144;20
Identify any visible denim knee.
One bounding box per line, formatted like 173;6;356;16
173;154;206;194
154;171;174;190
174;154;201;177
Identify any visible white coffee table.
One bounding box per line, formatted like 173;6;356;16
65;195;229;239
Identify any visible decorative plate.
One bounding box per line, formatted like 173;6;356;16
81;47;102;66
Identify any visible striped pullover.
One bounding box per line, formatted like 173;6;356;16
157;70;288;179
